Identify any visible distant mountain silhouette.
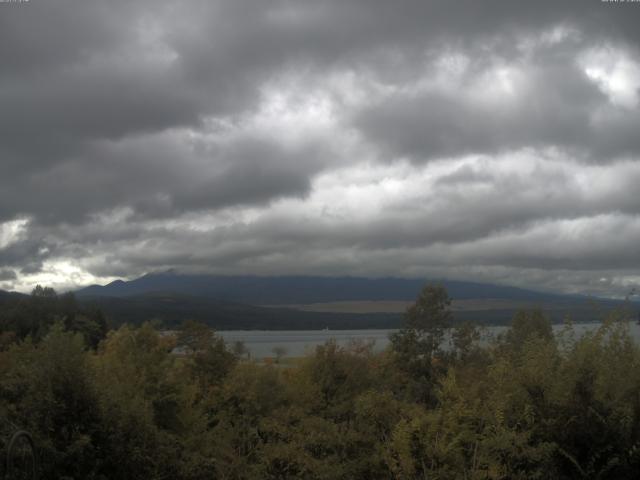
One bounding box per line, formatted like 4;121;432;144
0;290;26;302
0;275;633;329
76;272;580;304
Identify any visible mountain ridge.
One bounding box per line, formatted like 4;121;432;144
76;272;587;305
2;274;634;329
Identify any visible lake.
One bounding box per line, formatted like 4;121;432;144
218;322;640;358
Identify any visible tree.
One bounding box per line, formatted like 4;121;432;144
176;320;215;354
0;323;103;478
177;320;237;392
0;286;108;346
406;284;452;340
92;323;193;479
232;340;250;359
390;284;452;404
272;346;287;364
451;321;482;363
30;285;57;298
501;309;553;354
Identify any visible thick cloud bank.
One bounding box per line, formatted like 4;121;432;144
1;0;640;295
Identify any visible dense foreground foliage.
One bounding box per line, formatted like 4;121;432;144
2;286;640;479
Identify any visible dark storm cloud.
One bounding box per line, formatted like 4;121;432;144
0;129;334;225
171;139;321;212
351;35;640;163
0;235;52;273
0;0;636;213
1;0;640;293
0;269;16;281
353;61;607;162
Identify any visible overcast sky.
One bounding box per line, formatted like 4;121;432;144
1;0;640;296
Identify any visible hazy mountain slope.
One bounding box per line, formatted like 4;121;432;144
74;274;634;328
77;272;581;304
0;290;27;303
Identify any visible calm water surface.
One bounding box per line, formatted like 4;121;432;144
218;322;640;358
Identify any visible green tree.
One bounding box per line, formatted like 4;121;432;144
92;323;199;479
232;340;249;359
501;309;553;354
390;283;452;404
177;320;237;393
0;323;102;479
0;286;108;347
451;320;482;362
272;346;287;364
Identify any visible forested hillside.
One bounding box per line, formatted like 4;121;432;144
83;293;403;330
2;285;640;478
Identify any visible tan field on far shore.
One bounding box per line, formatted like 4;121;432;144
263;299;539;314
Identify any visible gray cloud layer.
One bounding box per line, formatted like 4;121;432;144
1;0;640;295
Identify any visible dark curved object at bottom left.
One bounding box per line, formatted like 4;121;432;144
3;430;37;480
